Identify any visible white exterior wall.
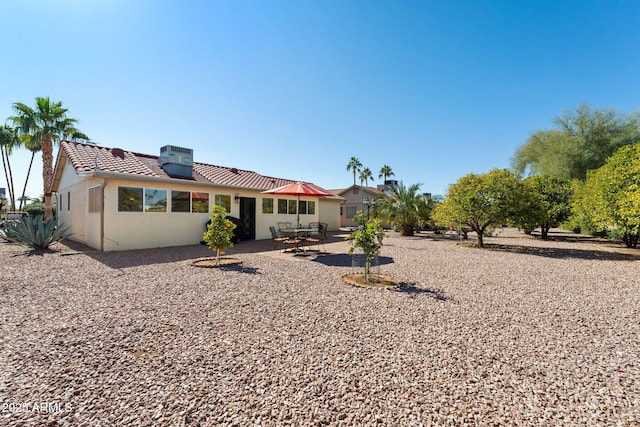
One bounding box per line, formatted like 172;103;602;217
254;195;321;239
56;168;340;251
55;161;92;245
319;199;342;231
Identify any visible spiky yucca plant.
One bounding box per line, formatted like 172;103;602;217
0;214;71;250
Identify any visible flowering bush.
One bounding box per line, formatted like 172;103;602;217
203;206;237;264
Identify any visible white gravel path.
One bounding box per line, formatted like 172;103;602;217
1;229;639;426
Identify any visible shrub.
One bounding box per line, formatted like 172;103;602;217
346;214;384;281
203;205;237;264
0;214;71;250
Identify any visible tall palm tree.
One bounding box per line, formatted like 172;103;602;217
346;156;362;186
16;118;88;211
378;164;394;182
0;125;21;211
11;97;88;220
359;167;373;187
378;181;427;236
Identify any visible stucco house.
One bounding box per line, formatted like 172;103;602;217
51;141;342;251
330;185;386;228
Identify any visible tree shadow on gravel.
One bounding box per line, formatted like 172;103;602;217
312;253;394;267
479;243;639;261
395;282;449;301
220;265;261;274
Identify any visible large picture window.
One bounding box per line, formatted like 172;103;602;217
288;200;297;215
118;187;143;212
144;188;167;212
171;191;190;212
262;198;274;214
277;199;288;214
192;192;209;213
214;194;231;213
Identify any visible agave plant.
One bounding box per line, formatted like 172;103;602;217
0;214;71;250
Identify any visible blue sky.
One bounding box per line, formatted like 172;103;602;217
1;0;639;201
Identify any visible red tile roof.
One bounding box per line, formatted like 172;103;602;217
57;141;338;195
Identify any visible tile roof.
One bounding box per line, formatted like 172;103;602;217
57;141;338;194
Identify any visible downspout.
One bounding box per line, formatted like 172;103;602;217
100;178;107;251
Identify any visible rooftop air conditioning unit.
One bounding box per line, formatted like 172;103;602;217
159;145;193;178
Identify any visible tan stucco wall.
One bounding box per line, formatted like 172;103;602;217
339;187;382;227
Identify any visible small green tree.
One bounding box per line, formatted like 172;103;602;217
346;213;384;281
521;175;572;239
433;169;522;247
203;205;237;264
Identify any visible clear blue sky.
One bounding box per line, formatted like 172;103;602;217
1;0;639;201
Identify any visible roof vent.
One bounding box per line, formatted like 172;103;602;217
159;145;193;178
111;148;125;158
230;167;239;174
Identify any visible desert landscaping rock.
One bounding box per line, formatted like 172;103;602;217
1;229;638;426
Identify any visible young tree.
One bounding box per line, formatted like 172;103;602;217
512;104;640;180
11;97;89;221
379;165;394;181
359;167;373;187
433;169;522;247
378;181;427;236
346;156;362;186
203;205;238;263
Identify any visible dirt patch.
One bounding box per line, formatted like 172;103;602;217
191;257;242;268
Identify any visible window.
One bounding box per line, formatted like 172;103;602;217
288;200;297;215
171;191;190;212
298;200;307;215
59;195;63;211
192;192;209;213
353;187;359;195
308;201;315;215
262;198;274;214
89;186;102;213
118;187;143;212
346;206;357;218
214;194;231;213
277;199;288;214
144;188;167;213
67;192;70;211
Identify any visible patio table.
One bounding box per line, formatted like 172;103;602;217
280;228;314;253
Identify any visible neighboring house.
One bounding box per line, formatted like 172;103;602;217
330;185;386;228
52;141;343;251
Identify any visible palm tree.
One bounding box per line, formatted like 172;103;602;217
378;181;427;236
346;156;362;186
11;97;88;220
359;167;373;187
0;125;21;211
16;118;88;211
378;164;394;182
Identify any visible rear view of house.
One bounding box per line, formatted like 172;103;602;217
52;141;342;251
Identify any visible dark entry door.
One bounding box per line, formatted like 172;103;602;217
238;197;256;240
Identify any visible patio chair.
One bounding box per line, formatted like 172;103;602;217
269;226;288;251
305;222;328;252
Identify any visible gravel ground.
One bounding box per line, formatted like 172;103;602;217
1;229;639;426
